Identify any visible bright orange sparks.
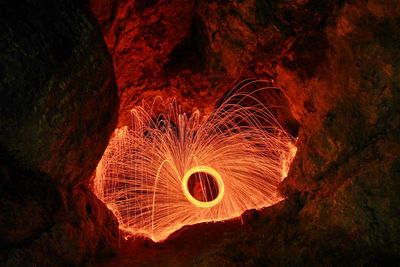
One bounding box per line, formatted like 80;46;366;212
181;166;224;208
94;80;297;242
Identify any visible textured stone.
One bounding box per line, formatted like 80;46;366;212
90;0;196;126
0;0;119;266
1;164;118;266
0;0;118;186
90;0;299;129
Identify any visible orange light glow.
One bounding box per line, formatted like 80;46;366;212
181;166;224;208
94;80;297;242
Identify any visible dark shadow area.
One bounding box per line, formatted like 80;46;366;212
165;16;208;74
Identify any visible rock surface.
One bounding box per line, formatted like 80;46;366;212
0;0;118;186
90;0;300;129
90;0;400;266
0;0;119;266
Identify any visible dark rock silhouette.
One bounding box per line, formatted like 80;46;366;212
0;0;119;266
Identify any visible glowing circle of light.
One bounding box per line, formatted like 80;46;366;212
181;166;224;208
93;79;298;242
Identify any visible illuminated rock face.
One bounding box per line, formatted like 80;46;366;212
0;0;119;266
89;0;301;132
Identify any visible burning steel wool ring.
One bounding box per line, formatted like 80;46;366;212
181;166;224;208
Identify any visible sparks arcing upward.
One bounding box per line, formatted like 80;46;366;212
94;80;297;242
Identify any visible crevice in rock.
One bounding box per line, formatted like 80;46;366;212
165;15;208;74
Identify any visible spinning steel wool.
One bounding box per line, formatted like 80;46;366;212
94;80;297;242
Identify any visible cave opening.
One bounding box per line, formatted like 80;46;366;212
93;85;298;242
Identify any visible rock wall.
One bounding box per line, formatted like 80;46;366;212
0;0;119;266
90;0;300;129
276;0;400;264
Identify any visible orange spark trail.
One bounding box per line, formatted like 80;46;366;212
94;80;297;242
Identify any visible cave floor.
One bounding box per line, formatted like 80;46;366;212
96;204;281;267
98;217;245;266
